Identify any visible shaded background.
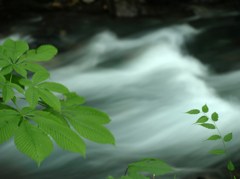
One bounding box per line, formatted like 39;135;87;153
0;0;240;178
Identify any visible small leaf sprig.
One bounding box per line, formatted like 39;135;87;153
0;39;115;166
186;104;236;178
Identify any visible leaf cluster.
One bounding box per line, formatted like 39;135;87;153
186;104;235;175
0;39;115;165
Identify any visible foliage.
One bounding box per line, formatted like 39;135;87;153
0;39;115;166
186;104;236;178
107;158;174;179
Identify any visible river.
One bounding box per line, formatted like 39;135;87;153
0;13;240;179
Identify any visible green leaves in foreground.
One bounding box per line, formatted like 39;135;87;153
0;39;115;166
0;92;115;165
62;106;114;144
14;120;53;166
108;158;174;179
186;104;235;175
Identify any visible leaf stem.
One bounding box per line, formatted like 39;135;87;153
212;121;233;179
212;121;227;154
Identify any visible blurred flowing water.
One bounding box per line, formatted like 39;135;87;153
1;19;240;178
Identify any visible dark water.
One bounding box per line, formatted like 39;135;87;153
0;13;240;179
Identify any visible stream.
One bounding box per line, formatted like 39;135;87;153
0;13;240;179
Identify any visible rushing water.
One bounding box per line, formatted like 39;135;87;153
1;22;240;179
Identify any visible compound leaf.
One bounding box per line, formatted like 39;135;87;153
14;120;53;166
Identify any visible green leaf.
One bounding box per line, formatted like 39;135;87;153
0;60;9;68
63;92;85;106
22;62;48;73
186;109;200;114
63;106;110;124
32;110;68;126
66;114;115;144
0;110;20;144
9;82;24;94
25;86;39;108
0;119;18;144
32;71;50;84
0;74;6;83
0;109;19;115
38;82;69;94
0;46;8;60
14;120;53;166
25;45;57;62
127;172;149;179
2;84;14;102
20;107;35;116
211;112;218;121
207;135;221;140
33;115;86;156
13;64;27;78
209;149;225;155
0;103;15;110
19;78;32;86
223;133;232;142
0;65;13;75
128;158;174;176
227;160;235;171
202;104;208;113
199;123;215;129
38;89;61;111
3;39;29;60
195;116;208;123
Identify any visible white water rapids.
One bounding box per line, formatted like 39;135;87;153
1;24;240;178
